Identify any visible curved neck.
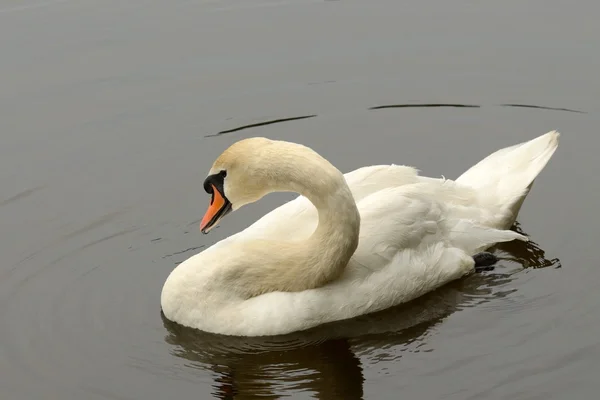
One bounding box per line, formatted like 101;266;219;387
229;145;361;298
297;170;361;286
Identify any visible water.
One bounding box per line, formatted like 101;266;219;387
1;0;598;399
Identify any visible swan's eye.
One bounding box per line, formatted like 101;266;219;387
219;170;227;178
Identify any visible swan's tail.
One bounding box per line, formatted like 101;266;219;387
456;130;560;227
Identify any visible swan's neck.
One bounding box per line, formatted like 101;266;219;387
296;172;361;286
228;148;361;298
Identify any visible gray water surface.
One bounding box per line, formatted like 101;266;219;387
1;1;599;399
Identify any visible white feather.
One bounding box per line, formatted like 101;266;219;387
161;131;559;336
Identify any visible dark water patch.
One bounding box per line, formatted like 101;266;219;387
206;115;317;137
500;103;586;114
495;222;562;270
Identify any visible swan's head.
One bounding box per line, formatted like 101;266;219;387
199;137;342;233
199;137;288;233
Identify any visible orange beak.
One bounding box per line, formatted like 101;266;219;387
200;184;231;233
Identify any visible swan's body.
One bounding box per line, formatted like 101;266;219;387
161;131;559;336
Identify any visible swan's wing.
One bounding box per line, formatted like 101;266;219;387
229;165;421;243
342;164;420;202
349;183;450;274
348;182;527;276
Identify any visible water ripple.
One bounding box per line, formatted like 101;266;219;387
206;115;317;137
370;103;481;110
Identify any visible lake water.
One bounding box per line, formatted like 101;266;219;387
1;0;599;399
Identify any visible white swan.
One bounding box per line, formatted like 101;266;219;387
161;130;559;336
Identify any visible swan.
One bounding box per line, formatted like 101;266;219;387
161;130;559;336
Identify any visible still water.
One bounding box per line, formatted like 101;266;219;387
1;0;599;399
